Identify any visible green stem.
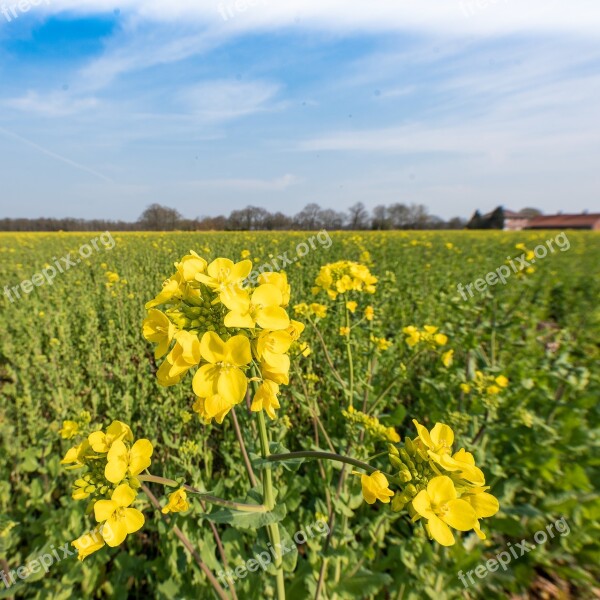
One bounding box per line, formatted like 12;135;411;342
138;474;267;513
267;450;391;477
345;307;354;407
257;404;286;600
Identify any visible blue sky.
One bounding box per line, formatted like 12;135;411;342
1;0;599;221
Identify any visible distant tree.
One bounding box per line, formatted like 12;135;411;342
488;206;504;230
466;210;483;230
447;217;466;230
319;209;346;230
519;207;543;218
387;203;410;229
372;205;391;230
347;202;369;229
266;212;293;230
294;203;323;230
138;204;182;231
407;204;430;229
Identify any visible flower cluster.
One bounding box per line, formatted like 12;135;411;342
311;260;377;299
60;420;153;559
461;371;509;396
360;420;499;546
403;325;448;349
143;254;304;423
342;406;400;443
512;243;536;276
293;302;328;319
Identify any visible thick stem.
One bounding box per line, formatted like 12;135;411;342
267;450;384;476
138;474;267;513
231;406;259;488
141;483;232;600
257;406;286;600
344;307;354;407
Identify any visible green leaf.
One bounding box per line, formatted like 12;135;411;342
333;569;393;597
204;502;286;530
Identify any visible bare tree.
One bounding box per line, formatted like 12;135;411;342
294;203;323;230
138;204;182;231
372;205;391;230
347;202;369;229
319;209;346;230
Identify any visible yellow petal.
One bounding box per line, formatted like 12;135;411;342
94;499;118;523
122;508;145;534
412;419;433;449
464;492;499;518
200;332;226;364
72;529;105;561
207;257;234;280
205;394;235;424
430;423;454;449
230;259;252;281
444;499;479;531
225;335;251;366
88;431;108;453
192;364;220;397
256;306;290;330
112;484;137;508
221;288;251;312
361;475;377;504
411;491;436;519
128;440;154;476
102;515;128;547
107;439;128;462
427;476;457;505
217;367;248;404
427;515;455;546
105;458;128;484
252;284;282;308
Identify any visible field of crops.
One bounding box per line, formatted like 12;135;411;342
0;230;599;600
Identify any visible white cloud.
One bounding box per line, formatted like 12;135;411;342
13;0;600;35
179;80;280;121
181;174;299;191
4;91;99;116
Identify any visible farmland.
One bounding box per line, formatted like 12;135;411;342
0;230;599;599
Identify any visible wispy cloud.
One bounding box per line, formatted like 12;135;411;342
0;126;113;182
182;174;300;192
179;79;280;122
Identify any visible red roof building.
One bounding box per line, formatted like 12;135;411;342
525;214;600;230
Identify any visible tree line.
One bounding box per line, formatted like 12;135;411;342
0;203;466;232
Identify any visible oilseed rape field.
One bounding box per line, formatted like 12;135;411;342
0;230;599;600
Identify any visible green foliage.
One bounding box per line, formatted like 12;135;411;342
0;230;598;598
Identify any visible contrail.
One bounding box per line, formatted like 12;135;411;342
0;126;113;183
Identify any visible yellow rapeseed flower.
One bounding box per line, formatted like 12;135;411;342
94;485;145;547
192;332;251;405
361;471;394;504
162;488;190;514
412;476;478;546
